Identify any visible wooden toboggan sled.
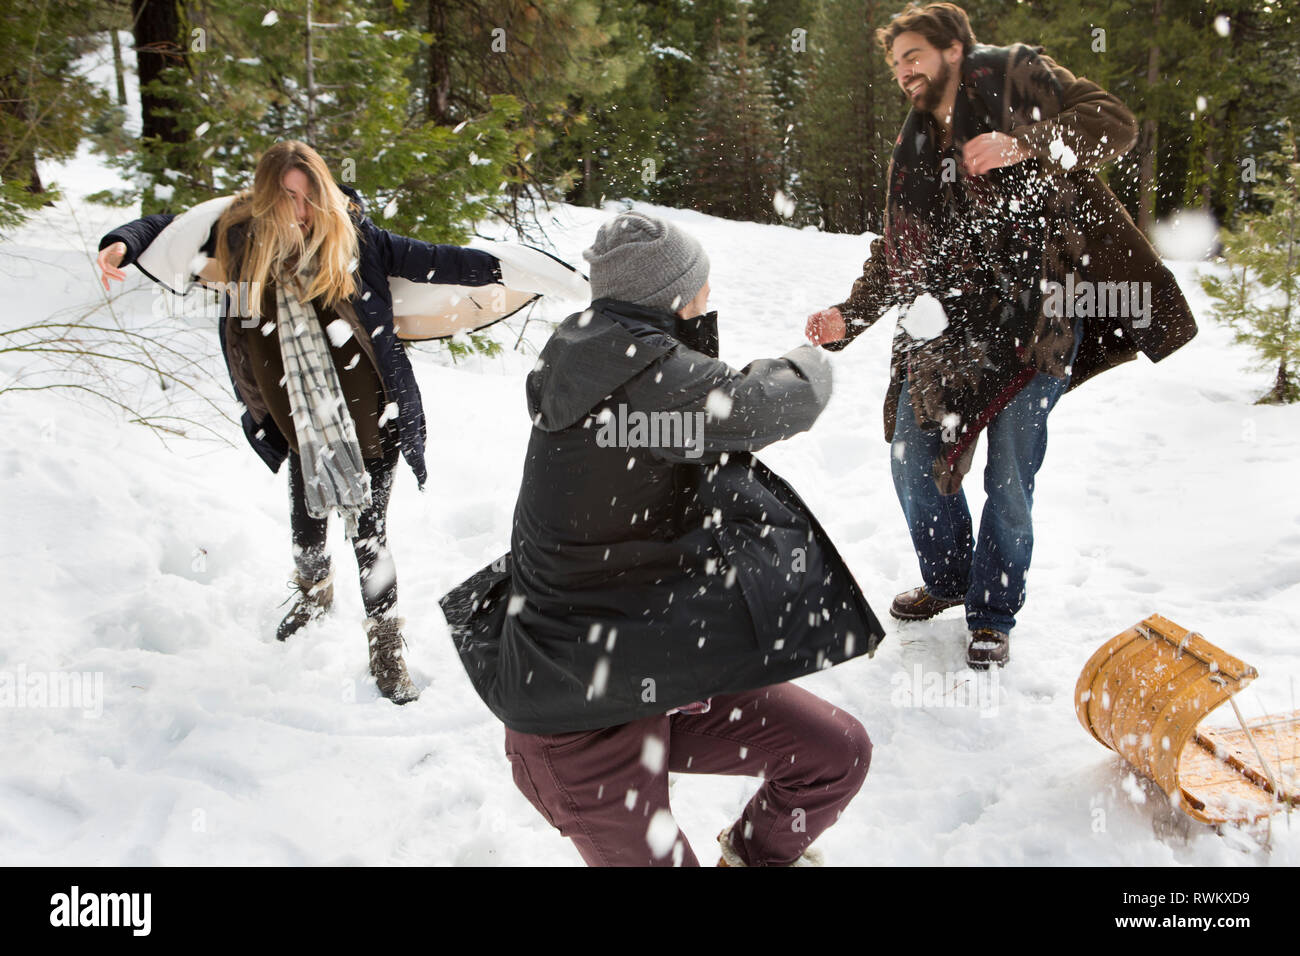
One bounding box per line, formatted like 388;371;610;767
1076;614;1298;826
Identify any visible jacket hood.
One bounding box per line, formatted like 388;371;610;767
338;182;366;220
525;299;678;432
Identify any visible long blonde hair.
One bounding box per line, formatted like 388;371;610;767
215;141;359;318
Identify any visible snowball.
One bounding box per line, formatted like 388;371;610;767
361;549;396;600
587;657;610;699
773;190;796;219
641;735;665;774
1048;136;1078;171
645;809;678;858
705;389;733;420
900;292;949;341
1121;772;1147;804
1151;208;1217;261
325;318;353;347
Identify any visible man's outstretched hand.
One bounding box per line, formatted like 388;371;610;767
962;132;1032;177
805;306;846;346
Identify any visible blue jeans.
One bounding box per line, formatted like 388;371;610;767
889;333;1079;634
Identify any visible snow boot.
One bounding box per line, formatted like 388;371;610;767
967;628;1010;669
889;585;964;621
715;827;825;867
365;616;419;704
276;569;334;641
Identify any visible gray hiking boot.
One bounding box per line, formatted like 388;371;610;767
276;569;334;641
365;616;420;704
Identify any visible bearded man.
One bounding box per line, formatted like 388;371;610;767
806;2;1196;668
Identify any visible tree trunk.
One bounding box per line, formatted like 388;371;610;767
1271;357;1292;404
0;89;45;194
1137;0;1162;235
304;0;317;145
129;0;184;146
1282;165;1298;403
130;0;187;212
1202;114;1215;210
426;0;453;124
110;25;128;106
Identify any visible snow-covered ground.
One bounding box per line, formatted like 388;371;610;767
2;86;1298;865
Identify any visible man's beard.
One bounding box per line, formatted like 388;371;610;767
914;59;952;113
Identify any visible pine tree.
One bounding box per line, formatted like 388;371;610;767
392;0;632;224
518;0;657;207
131;0;192;214
104;0;524;244
684;0;783;223
973;0;1298;231
0;0;109;232
794;0;905;233
1202;126;1300;403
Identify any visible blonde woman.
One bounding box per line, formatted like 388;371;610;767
97;141;502;703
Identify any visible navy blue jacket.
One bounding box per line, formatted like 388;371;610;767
99;185;500;486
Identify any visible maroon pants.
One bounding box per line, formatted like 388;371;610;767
503;682;871;866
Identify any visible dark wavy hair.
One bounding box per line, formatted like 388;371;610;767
877;3;977;59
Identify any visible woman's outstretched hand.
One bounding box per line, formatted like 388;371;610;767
97;242;127;291
805;306;846;345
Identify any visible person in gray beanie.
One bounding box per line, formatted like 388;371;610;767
582;211;711;314
440;211;885;866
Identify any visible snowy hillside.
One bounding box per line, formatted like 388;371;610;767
1;133;1297;866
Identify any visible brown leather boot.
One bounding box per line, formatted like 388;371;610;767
276;569;334;641
889;586;964;621
967;628;1010;669
365;616;420;704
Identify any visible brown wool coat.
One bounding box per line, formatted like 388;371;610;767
233;292;390;459
826;51;1198;460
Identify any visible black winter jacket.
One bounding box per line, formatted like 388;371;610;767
99;185;500;486
440;299;885;733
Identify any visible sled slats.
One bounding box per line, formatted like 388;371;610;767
1195;713;1299;802
1074;615;1294;826
1177;712;1300;824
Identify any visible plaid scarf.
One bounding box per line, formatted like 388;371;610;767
884;44;1080;492
275;264;371;538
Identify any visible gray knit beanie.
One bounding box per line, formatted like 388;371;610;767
582;212;710;314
